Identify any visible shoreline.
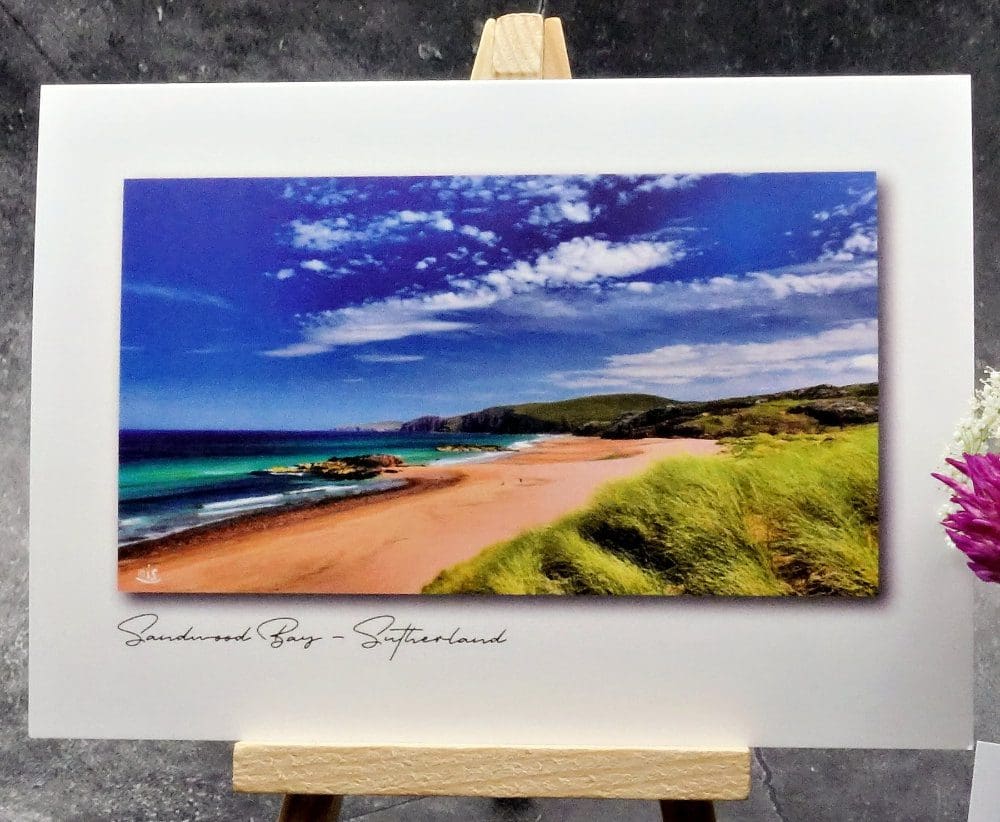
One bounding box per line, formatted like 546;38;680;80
118;433;555;558
118;473;461;562
118;435;721;594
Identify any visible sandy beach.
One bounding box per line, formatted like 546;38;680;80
118;435;720;594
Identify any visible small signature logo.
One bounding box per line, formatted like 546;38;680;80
135;564;161;584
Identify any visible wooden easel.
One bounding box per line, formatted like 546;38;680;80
232;14;752;821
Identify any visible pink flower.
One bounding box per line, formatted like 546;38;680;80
933;453;1000;583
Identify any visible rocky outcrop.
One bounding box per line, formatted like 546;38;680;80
603;404;705;439
788;398;879;426
400;407;560;435
256;453;405;481
400;415;445;433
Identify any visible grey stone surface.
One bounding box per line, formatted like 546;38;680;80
1;2;998;820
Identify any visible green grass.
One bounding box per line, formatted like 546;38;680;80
423;424;879;597
510;393;670;427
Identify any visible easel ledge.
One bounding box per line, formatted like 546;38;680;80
232;13;752;821
233;742;751;800
234;742;750;821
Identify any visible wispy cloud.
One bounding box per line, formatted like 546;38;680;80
552;320;878;392
123;282;232;310
265;267;296;280
263;236;685;357
355;353;425;363
490;252;877;339
617;174;702;205
814;186;877;223
637;174;703;193
281;179;360;206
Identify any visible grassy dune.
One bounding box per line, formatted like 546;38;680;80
424;425;879;597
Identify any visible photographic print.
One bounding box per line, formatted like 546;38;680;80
117;172;878;596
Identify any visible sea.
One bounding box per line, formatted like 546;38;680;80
118;430;542;546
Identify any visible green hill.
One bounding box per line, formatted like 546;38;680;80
510;394;670;428
399;384;878;438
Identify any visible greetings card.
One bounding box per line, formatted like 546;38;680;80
30;77;973;746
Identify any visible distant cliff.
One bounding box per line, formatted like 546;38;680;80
400;394;669;435
400;407;561;435
400;384;878;440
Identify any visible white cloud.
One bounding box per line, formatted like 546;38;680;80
355;353;425;363
415;256;436;270
281;180;357;206
843;228;877;254
747;260;877;299
552;321;878;392
290;220;358;250
459;224;499;245
290;210;458;251
527;200;593;226
812;186;877;224
819;226;878;262
589;257;876;322
510;176;588;203
266;268;296;281
123;283;232;310
397;210;427;223
300;259;331;273
263;236;685;356
617;174;702;205
636;174;702;193
481;236;684;298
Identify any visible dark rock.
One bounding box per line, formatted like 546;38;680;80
789;399;879;426
603;403;697;439
400;415;445;433
257;453;405;480
435;443;510;453
402;407;562;435
339;453;405;468
447;407;561;434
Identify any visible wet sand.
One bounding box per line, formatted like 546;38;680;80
118;435;720;594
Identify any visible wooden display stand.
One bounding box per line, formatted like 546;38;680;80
232;14;752;821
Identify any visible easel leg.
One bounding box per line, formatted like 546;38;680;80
277;794;343;822
659;799;716;822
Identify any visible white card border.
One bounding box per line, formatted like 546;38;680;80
29;76;975;747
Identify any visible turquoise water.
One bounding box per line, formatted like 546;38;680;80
119;430;541;545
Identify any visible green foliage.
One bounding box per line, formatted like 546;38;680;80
424;425;879;598
510;393;670;427
668;399;822;438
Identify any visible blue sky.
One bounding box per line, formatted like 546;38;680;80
119;172;878;430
